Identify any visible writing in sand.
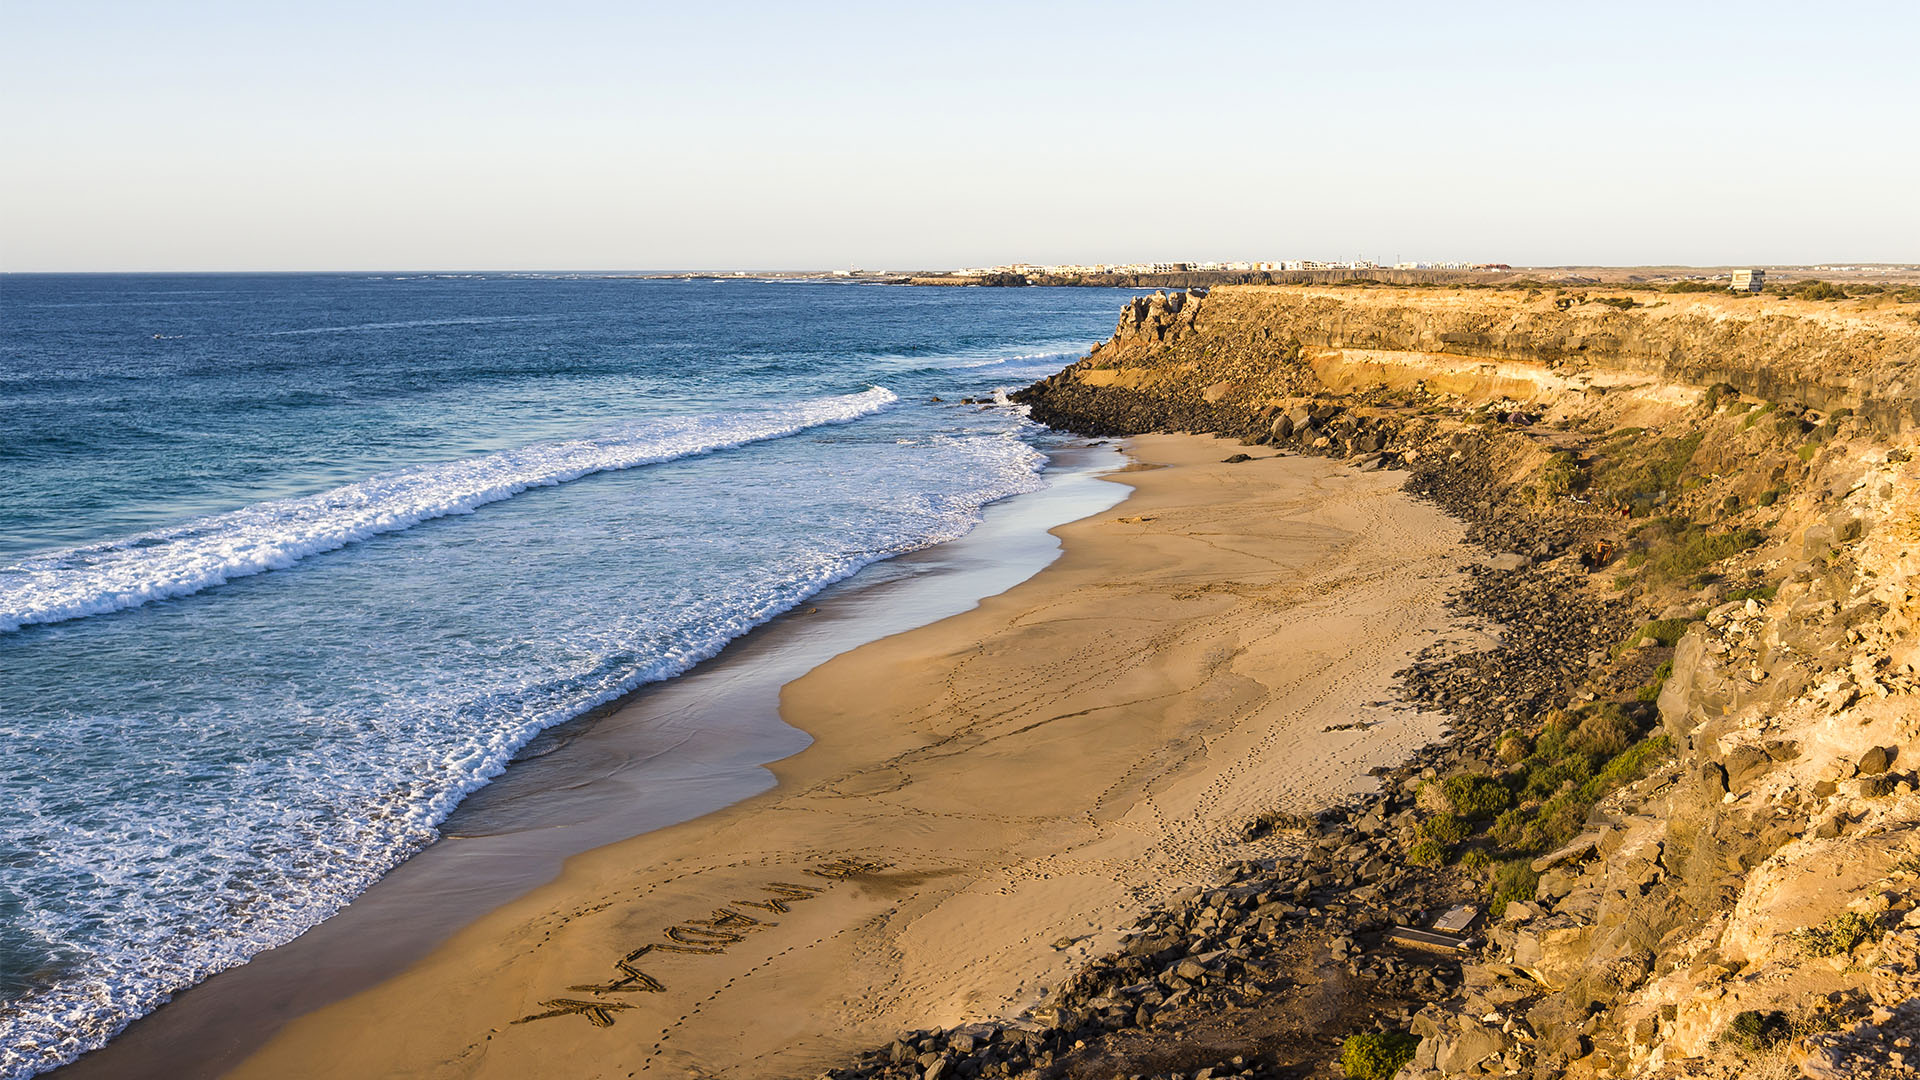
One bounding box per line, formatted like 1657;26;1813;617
514;856;892;1029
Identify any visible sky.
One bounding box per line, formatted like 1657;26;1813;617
2;0;1916;272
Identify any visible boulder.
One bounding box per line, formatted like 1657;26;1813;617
1859;745;1896;775
1719;743;1774;794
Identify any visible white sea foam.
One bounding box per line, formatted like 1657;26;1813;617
0;387;898;633
941;346;1083;370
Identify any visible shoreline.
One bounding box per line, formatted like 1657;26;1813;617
202;434;1478;1080
53;441;1131;1080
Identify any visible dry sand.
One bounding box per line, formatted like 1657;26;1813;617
223;433;1475;1080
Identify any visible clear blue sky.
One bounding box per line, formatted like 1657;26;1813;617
3;0;1916;271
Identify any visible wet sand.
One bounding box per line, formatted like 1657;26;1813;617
201;434;1473;1080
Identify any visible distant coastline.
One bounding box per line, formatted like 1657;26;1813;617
641;263;1920;290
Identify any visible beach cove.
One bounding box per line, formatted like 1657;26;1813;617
194;434;1475;1080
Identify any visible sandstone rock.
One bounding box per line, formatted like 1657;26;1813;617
1858;745;1895;775
1504;900;1545;923
1532;833;1602;874
1719;743;1773;794
1802;522;1838;560
1763;739;1801;761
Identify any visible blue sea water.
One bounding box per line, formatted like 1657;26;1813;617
0;273;1131;1077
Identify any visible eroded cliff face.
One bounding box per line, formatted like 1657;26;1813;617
1018;285;1920;439
1014;285;1920;1079
1461;450;1920;1080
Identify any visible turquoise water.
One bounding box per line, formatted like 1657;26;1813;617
0;274;1131;1076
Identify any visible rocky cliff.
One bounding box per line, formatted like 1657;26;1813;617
1020;286;1920;438
1007;285;1920;1079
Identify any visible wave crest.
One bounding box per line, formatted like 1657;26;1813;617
0;387;898;632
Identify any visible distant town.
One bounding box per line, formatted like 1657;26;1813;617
667;262;1920;288
921;259;1513;276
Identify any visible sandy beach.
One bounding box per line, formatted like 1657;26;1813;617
203;433;1474;1080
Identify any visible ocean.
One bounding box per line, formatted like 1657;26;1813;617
0;273;1132;1077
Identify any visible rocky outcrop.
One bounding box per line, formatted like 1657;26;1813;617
1016;285;1920;436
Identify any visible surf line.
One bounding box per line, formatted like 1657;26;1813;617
513;855;891;1028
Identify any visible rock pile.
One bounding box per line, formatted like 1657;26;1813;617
825;799;1476;1080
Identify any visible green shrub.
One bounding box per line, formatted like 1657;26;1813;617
1795;912;1881;957
1340;1032;1420;1080
1443;774;1514;818
1406;838;1448;867
1533;712;1573;757
1522;754;1595;800
1725;584;1777;602
1489;806;1531;850
1456;848;1493;873
1534;450;1585;500
1490;860;1540;916
1421;813;1471;845
1665;280;1720;293
1590;735;1672;792
1798;443;1819;463
1614;618;1692;657
1595;432;1703;513
1491;734;1673;857
1572;703;1638;756
1722;1009;1791;1051
1756;487;1783;507
1644;526;1766;583
1496;731;1531;764
1636;660;1675;702
1794;280;1847;301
